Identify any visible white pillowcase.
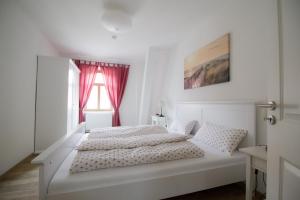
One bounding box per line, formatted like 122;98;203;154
194;121;247;155
184;120;198;135
168;119;197;135
168;119;183;133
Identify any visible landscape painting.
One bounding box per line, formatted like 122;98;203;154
184;33;230;89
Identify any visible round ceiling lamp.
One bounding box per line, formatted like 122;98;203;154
101;10;132;34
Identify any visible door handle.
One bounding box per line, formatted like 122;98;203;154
256;101;277;110
264;115;276;125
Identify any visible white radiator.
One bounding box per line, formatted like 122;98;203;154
85;112;112;130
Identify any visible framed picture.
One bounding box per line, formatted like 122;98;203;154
184;33;230;89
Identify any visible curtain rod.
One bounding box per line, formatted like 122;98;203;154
75;59;130;67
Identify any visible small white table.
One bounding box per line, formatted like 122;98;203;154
239;146;267;200
151;115;167;127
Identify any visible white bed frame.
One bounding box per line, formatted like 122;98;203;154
32;123;86;200
32;101;256;200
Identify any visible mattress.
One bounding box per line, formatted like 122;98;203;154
48;138;246;195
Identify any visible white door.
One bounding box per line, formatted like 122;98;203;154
267;0;300;199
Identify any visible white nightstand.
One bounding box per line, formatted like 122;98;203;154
239;146;267;200
151;115;167;127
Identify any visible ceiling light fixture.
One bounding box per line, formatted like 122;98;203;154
101;10;132;34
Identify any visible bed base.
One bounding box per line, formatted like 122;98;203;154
47;162;245;200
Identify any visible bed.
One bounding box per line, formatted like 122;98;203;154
32;101;256;200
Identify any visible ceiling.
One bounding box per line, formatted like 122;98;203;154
17;0;221;61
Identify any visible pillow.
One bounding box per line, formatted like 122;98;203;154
194;121;247;154
184;120;197;135
168;119;197;135
168;119;184;134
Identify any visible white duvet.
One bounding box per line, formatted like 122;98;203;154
70;133;204;173
88;125;168;139
77;133;192;151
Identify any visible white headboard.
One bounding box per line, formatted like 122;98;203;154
175;101;256;147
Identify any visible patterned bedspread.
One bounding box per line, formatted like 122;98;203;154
70;140;204;173
77;133;192;151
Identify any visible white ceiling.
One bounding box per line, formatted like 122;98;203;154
17;0;220;61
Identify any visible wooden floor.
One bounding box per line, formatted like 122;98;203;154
0;155;264;200
0;155;39;200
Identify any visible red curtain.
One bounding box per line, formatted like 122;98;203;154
76;62;98;123
101;66;129;126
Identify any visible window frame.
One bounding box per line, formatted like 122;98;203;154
84;70;113;112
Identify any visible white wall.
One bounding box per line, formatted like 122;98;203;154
0;1;59;175
0;0;144;173
144;1;278;193
120;58;145;126
139;47;171;124
154;0;278;145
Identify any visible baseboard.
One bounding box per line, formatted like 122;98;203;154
34;150;42;155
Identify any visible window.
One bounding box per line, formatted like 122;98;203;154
85;72;112;111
